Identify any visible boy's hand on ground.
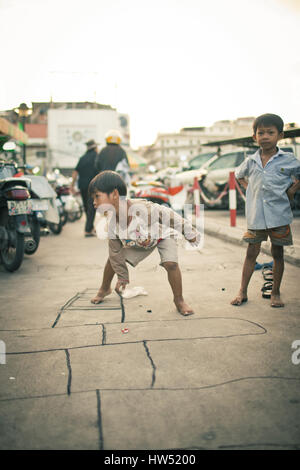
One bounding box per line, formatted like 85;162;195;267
115;279;129;294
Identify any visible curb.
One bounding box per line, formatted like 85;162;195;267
203;220;300;268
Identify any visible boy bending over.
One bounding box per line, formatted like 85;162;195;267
89;171;201;316
231;113;300;308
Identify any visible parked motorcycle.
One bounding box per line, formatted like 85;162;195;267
130;180;171;207
55;183;83;223
24;174;63;238
0;160;32;271
130;179;188;214
47;171;83;224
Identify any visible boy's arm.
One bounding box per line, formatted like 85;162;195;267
287;179;300;201
237;178;248;190
108;238;129;292
287;160;300;200
158;204;200;245
235;158;249;190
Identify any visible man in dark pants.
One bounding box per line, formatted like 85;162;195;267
71;139;98;236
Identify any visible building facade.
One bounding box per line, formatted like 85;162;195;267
0;101;130;174
142;118;255;169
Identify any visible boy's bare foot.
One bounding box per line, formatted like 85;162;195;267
271;294;284;308
91;288;112;304
174;298;194;316
231;291;248;306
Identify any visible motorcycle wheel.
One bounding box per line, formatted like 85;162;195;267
25;215;41;255
76;204;84;220
59;208;68;226
66;211;77;222
48;220;63;234
67;205;83;222
0;230;25;272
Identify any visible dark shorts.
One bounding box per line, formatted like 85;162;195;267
242;225;293;246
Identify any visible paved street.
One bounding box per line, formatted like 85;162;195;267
0;212;300;450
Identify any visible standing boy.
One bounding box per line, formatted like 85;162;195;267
88;171;200;316
231;113;300;308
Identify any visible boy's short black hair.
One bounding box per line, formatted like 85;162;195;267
89;170;127;197
253;113;284;134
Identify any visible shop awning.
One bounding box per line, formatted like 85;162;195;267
0;117;28;144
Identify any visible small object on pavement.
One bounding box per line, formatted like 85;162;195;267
255;261;273;271
261;281;273;299
121;286;148;299
147;309;152;313
121;328;129;334
262;266;273;281
222;288;225;291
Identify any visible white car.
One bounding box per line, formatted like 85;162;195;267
203;145;299;195
167;152;218;186
201;149;252;194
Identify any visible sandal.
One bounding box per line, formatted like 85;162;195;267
262;266;273;281
261;281;273;299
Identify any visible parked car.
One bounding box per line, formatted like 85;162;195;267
201;149;250;193
201;145;300;210
165;152;219;186
186;152;217;170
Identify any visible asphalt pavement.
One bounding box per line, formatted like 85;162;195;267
0;210;300;450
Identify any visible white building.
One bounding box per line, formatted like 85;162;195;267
47;107;130;172
142;118;255;169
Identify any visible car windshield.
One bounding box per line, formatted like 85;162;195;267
207;152;246;171
189;153;216;170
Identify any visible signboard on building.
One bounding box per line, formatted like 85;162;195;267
48;108;130;169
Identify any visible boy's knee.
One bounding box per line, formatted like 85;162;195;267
162;261;178;271
271;244;284;260
246;243;260;261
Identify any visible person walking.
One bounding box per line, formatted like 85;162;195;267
71;139;98;237
95;130;131;186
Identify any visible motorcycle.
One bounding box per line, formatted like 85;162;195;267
0;160;32;271
130;180;171;207
47;172;83;224
130;179;188;214
24;174;63;238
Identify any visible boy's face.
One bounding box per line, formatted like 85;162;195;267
253;125;283;151
92;190;118;209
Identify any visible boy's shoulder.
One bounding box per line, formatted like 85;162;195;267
129;198;162;209
277;150;300;166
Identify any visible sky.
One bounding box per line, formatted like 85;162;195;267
0;0;299;149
